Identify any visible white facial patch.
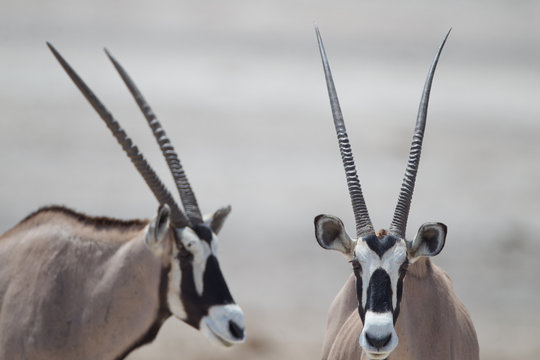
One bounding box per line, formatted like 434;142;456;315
210;233;219;254
354;240;407;310
381;243;407;309
200;304;245;347
176;227;214;296
167;245;187;320
355;244;380;310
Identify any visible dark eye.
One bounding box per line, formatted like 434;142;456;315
175;243;192;260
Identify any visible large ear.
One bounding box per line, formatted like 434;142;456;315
407;222;447;261
204;205;231;234
145;204;171;250
314;214;356;259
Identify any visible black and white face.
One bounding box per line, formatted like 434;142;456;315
146;205;245;347
315;214;446;359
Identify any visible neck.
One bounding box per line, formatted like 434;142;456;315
392;258;463;359
82;233;171;359
407;257;431;278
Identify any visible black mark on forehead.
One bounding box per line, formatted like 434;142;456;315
193;223;213;244
363;234;400;257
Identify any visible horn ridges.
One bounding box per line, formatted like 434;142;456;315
389;29;451;238
316;27;375;238
47;42;189;227
104;49;203;225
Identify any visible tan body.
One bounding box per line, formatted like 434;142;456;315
1;44;246;359
0;208;170;360
322;258;479;360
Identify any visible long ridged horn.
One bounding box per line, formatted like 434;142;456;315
389;29;451;239
104;49;203;225
316;27;375;238
47;42;189;228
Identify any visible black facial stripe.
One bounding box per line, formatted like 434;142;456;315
355;275;365;324
193;223;213;244
366;268;392;313
178;253;234;329
363;234;399;258
202;255;234;305
393;267;407;323
178;250;204;329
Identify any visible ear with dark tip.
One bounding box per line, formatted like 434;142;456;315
314;214;356;259
204;205;232;235
145;204;171;250
407;222;447;260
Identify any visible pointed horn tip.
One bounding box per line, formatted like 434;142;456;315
315;28;327;61
315;27;323;43
46;42;58;54
427;29;452;68
104;48;120;66
46;42;68;67
439;28;452;49
104;48;128;78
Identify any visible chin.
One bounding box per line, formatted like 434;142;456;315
365;351;390;360
201;322;236;347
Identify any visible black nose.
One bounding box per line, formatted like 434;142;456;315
228;320;244;340
365;333;392;349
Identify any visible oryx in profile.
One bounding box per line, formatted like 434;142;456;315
314;29;479;360
0;44;245;359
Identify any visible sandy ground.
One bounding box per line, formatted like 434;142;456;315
1;1;539;359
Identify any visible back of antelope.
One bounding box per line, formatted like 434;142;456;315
314;29;479;360
0;45;245;359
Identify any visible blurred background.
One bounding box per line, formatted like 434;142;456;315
1;1;539;359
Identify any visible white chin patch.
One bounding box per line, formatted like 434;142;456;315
364;352;391;360
359;311;398;357
199;304;245;347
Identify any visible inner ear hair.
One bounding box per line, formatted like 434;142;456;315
207;205;231;235
145;204;171;251
420;227;441;252
409;222;447;259
314;214;355;257
155;204;171;236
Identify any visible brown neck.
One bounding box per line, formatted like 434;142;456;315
83;234;170;359
407;257;432;278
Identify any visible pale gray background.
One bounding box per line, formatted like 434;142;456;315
1;1;539;359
